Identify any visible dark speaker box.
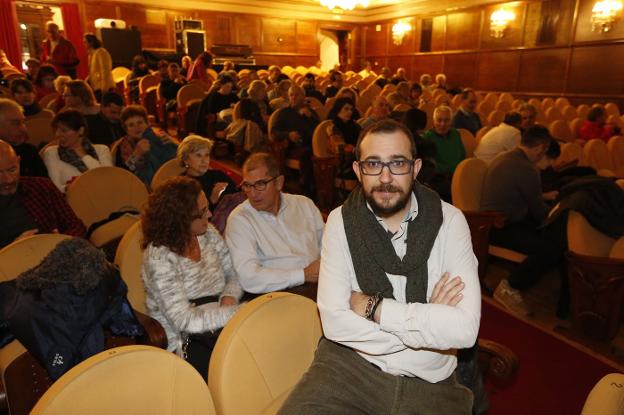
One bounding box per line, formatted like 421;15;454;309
97;28;142;68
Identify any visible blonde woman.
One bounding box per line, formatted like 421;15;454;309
84;33;114;101
63;80;100;115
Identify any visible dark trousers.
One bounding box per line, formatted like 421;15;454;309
489;214;568;291
278;338;473;415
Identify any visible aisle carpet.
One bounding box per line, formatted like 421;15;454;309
479;299;622;414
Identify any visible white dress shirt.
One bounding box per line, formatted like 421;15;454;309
474;122;521;163
317;193;481;382
225;193;324;294
42;144;113;192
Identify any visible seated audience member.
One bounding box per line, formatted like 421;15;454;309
326;97;361;154
420;73;433;93
0;99;47;177
0;140;85;248
180;55;192;78
435;73;448;90
579;105;620;142
85;91;125;147
10;78;43;117
63;80;99;115
42;110;113;192
141;176;242;378
225;98;268;154
267;65;282;85
540;140;595;193
423;105;466;201
375;66;392;88
177;135;238;211
84;32;114;101
186;52;213;85
519;103;538;132
160;63;187;113
390;67;407;84
268;75;290;101
246;80;270;122
396;81;411;103
128;55;150;104
280;119;479;415
324;70;343;100
116;105;177;186
25;58;41;82
481;126;563;316
302;73;325;103
358;95;391;130
34;64;58;101
225;152;324;294
474;112;522;163
271;85;319;193
196;75;239;138
156;60;169;81
50;75;71;112
452;89;482;136
386;92;410;121
409;82;424;107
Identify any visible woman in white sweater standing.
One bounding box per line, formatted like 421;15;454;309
141;176;242;378
42;109;112;192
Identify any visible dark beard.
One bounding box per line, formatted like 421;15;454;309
363;183;411;218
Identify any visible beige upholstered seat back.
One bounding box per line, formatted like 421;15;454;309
151;158;185;190
557;142;584;165
457;128;476;157
608;136;624;167
609;237;624;260
24;116;54;148
30;345;216;415
451;157;488;211
583;139;614;172
66;166;148;228
312;120;334;158
567;210;615;257
549;119;574;142
581;373;624;415
208;293;322;415
114;222;146;313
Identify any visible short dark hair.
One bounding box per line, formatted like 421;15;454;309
460;88;476;100
546;139;561;160
587;106;606;122
243;152;281;177
355;119;417;160
120;105;148;125
330;71;343;82
10;78;34;94
410;82;422;93
275;73;290;83
52;109;87;132
304;73;315;80
84;33;101;49
218;75;234;86
199;51;213;66
157;59;169;70
101;91;124;107
521;125;552;148
503;111;522;127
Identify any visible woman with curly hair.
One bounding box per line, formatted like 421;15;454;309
141;176;242;378
326;96;361;154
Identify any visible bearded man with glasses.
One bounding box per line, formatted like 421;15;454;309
279;119;481;415
225;152;324;295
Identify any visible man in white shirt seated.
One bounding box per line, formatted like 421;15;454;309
474;112;522;163
279;120;480;414
225;152;324;294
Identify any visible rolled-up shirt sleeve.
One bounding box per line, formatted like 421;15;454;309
378;208;481;350
317;209;407;356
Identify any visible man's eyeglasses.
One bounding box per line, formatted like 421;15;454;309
357;159;414;176
240;176;278;192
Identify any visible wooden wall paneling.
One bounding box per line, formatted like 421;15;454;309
567;44;624;95
445;11;481;51
215;15;232;45
386;16;416;56
116;4;170;49
523;1;542;46
480;2;526;49
262;18;297;53
296;21;317;55
477;51;520;91
517;48;567;93
351;26;363;62
443;53;478;89
364;22;387;57
194;12;218;50
524;0;575;47
574;0;624;42
83;1;117;33
233;15;261;49
430;15;446;51
387;55;412;74
412;54;444;79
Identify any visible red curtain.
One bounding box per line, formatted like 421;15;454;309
0;0;23;70
60;3;88;79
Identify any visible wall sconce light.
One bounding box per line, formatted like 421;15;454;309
591;0;623;32
392;20;412;45
490;9;515;38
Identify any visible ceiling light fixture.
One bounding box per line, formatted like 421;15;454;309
319;0;369;11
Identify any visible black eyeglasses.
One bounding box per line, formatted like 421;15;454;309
357;159;414;176
240;176;278;192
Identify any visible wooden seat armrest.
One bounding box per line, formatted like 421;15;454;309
462;210;506;228
135;311;168;350
478;338;519;384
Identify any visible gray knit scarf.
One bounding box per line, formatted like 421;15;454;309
342;183;443;303
58;139;99;173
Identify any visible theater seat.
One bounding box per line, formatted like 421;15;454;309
581;373;624;415
114;221;147;314
151;158;185;190
457;128;476;157
30;346;216;415
208;293;322;415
